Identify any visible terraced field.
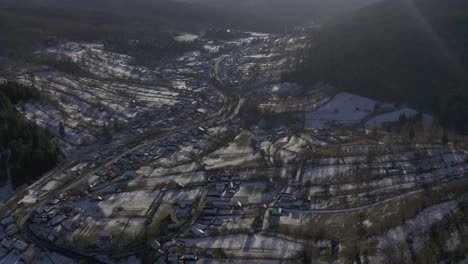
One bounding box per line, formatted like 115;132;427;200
14;42;220;152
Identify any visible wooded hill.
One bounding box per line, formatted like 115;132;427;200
284;0;468;134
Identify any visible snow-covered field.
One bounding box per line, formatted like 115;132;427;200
181;234;303;259
303;92;434;130
304;92;376;128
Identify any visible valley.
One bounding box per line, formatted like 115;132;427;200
0;25;467;264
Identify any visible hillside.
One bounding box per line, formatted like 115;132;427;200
284;0;468;133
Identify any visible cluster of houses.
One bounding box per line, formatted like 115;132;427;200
158;175;245;241
0;217;38;263
276;186;310;211
196;175;243;229
0;217;18;238
159;239;198;264
30;199;82;243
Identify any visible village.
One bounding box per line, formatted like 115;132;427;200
0;26;467;264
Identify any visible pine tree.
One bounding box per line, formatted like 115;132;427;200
409;126;415;141
442;130;449;145
102;123;113;139
59;122;66;137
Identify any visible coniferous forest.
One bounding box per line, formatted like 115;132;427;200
0;81;62;188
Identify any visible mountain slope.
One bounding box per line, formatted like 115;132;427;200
285;0;468;133
176;0;378;25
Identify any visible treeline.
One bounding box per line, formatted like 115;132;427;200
0;81;62;188
0;0;282;62
283;0;468;134
103;37;200;67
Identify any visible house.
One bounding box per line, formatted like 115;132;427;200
220;176;230;182
215;183;226;193
207;190;221;197
271;208;282;216
181;254;198;261
47;199;60;205
178;200;193;209
192;223;207;231
1;238;13;250
212;217;223;226
211;201;231;209
202;207;217;215
166;145;178;152
190;227;205;237
217;209;233;216
291;200;304;208
280;194;295;202
99;232;112;241
91;182;110;192
62;220;75;232
5;224;18;236
119;171;136;181
43;206;55;213
49;215;67;227
160;213;180;230
13;240;28;252
176;206;191;218
221;190;234;199
167;254;179;262
164;239;180;250
231;176;241;183
168;223;179;231
150;240;161;250
47;233;57;242
0;217;14;227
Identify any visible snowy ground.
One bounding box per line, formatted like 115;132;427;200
304;92;377;128
180;234;303;259
175;33;199;42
